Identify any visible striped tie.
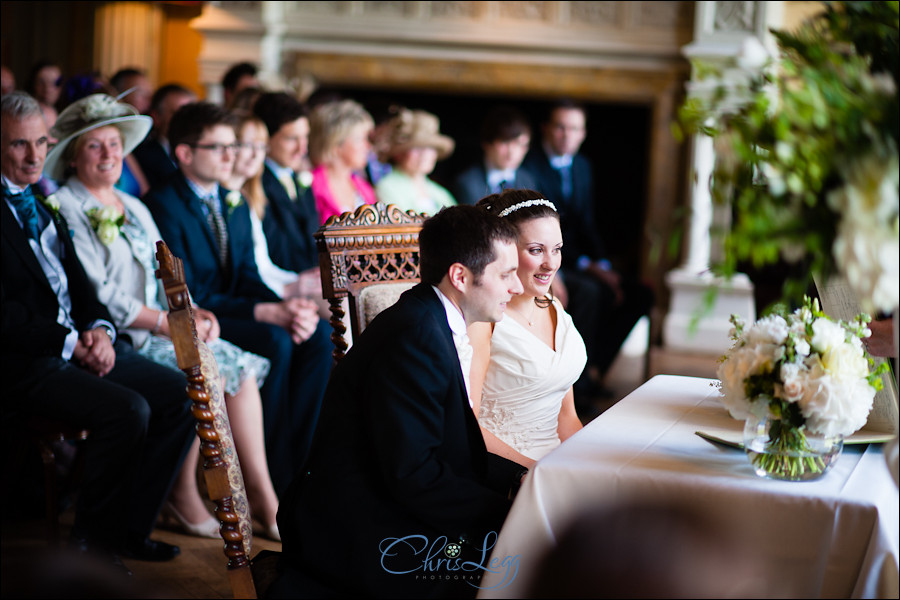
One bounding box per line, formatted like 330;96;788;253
201;194;229;268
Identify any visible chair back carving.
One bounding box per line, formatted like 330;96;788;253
155;241;257;599
316;202;427;361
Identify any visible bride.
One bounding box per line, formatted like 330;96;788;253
469;189;587;468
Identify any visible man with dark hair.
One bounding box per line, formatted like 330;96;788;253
452;104;537;205
252;91;319;274
523;99;654;405
272;205;528;599
109;67;152;114
143;101;332;495
221;62;259;108
1;91;194;570
132;83;196;190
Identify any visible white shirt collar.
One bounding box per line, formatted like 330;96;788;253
266;158;294;179
544;143;573;169
486;168;516;191
2;174;26;194
432;285;466;337
185;177;219;201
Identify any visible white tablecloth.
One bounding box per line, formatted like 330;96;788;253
477;375;899;598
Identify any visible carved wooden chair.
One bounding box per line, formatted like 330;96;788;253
315;202;427;362
155;241;278;599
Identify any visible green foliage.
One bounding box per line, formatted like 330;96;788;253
678;1;899;308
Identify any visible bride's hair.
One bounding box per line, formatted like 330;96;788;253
477;189;561;309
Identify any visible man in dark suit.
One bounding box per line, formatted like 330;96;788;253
523;100;654;404
1;91;194;570
272;206;528;599
131;83;196;190
143;101;332;496
252;92;320;275
452;105;538;205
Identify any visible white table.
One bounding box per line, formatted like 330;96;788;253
477;375;899;598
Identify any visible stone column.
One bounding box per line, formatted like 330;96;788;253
662;0;785;354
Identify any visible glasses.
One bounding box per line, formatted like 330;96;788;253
236;142;268;153
191;143;238;155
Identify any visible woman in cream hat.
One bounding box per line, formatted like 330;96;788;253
374;108;457;215
47;93;282;541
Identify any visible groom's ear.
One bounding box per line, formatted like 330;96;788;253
447;262;470;294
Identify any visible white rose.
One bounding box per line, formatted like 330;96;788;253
820;343;868;380
799;373;874;437
97;222;119;246
810;318;846;353
297;170;314;188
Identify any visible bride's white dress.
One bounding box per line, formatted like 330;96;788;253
478;297;587;460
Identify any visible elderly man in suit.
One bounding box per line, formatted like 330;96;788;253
272;205;528;599
523;99;654;406
452;105;537;205
143;101;332;496
1;91;194;571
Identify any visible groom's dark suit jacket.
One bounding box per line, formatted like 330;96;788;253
275;283;520;599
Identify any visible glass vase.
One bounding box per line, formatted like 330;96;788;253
742;415;843;481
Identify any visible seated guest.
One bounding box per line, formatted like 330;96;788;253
108;68;154;198
251;92;320;276
470;190;586;467
109;67;153;115
374;108;457;215
1;91;193;569
523;100;654;403
452;104;537;205
225;109;327;316
143;101;332;496
272;205;527;599
1;64;15;96
308;99;377;224
132;83;196;190
25;60;62;126
46;93;281;541
221;61;259;110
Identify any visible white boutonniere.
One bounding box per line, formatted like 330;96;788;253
225;189;243;216
41;195;60;217
87;206;125;246
297;170;313;191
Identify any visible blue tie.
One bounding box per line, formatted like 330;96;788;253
558;164;573;201
5;186;41;240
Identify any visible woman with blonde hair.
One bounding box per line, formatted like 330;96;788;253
308;99;377;223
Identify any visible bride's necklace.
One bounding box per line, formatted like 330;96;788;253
509;301;538;327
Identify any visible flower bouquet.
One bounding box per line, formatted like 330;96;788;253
717;297;887;480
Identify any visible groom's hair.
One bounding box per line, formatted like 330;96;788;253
419;205;517;285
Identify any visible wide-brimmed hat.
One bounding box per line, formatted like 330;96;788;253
44;93;152;181
381;109;454;161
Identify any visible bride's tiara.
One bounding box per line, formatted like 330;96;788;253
497;199;557;218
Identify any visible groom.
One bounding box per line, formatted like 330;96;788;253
272;205;527;599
